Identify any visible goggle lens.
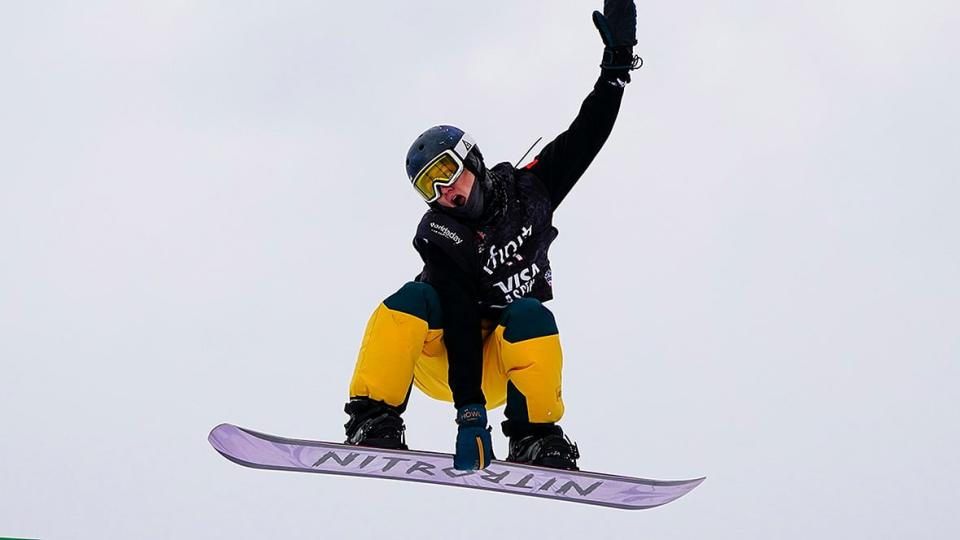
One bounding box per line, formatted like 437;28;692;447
413;152;463;202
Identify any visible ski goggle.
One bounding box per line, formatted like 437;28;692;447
411;133;475;203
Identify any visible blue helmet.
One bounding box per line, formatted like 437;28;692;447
405;125;498;222
406;125;485;192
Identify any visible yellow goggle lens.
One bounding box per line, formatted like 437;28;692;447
413;153;463;202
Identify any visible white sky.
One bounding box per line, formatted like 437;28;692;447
2;1;958;538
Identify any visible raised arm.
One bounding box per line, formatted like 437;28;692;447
524;78;625;208
524;0;640;208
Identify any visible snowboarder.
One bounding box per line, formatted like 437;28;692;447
344;1;641;471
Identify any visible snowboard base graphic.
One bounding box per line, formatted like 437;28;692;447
208;423;704;510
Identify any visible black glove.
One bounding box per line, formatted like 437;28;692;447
592;0;642;81
454;404;494;470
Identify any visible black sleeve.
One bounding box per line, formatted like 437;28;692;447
525;75;626;208
413;215;486;408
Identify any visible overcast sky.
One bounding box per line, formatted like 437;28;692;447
2;1;958;538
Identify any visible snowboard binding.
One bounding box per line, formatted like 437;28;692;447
507;430;580;471
344;398;408;450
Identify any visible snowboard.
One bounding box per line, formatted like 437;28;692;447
208;423;704;510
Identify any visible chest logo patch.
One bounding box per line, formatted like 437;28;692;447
482;225;533;275
429;222;463;245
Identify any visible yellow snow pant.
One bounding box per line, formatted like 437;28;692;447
348;282;565;430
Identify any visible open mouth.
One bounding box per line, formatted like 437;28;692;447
452;194;466;207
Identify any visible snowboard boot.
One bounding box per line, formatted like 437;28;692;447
344;397;408;450
506;425;580;471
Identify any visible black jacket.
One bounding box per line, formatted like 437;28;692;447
412;75;626;408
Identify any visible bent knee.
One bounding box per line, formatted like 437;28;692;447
383;281;442;328
499;298;558;342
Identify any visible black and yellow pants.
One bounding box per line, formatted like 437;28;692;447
349;282;565;435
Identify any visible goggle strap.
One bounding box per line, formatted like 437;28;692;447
453;132;476;160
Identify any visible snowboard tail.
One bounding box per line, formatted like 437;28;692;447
208;423;704;510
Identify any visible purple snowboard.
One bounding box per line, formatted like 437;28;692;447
209;423;704;510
